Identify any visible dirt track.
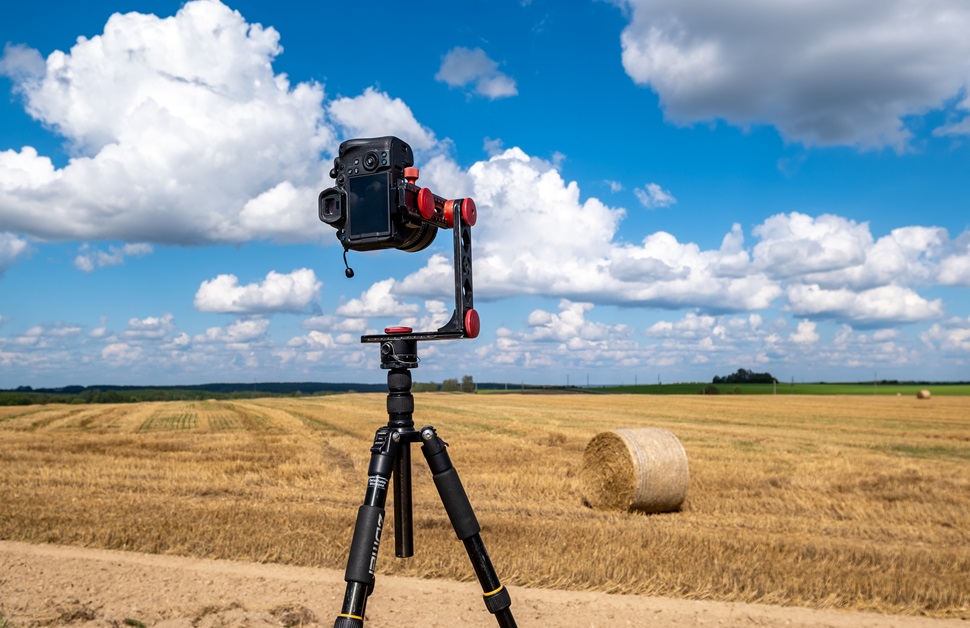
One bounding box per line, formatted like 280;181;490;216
0;541;962;627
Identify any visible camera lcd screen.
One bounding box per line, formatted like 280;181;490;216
347;172;391;239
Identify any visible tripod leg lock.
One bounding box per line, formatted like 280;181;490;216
483;584;513;615
333;615;364;628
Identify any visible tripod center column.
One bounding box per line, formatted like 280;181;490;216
380;336;418;428
386;367;414;428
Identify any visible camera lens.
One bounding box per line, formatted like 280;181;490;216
398;222;437;252
363;151;379;171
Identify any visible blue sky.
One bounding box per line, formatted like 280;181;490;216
1;0;969;388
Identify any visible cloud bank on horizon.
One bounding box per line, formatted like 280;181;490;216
0;0;968;386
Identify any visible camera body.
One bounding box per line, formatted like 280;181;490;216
319;136;436;252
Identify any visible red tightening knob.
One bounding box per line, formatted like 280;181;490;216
404;167;420;184
462;198;477;227
417;187;436;220
464;309;480;338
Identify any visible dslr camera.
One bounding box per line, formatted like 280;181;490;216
319;136;438;252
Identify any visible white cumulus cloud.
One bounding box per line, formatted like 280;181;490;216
0;0;333;244
0;232;30;275
195;318;270;344
75;243;153;272
435;47;518;100
753;213;872;278
335;278;419;319
616;0;970;150
790;320;820;345
329;88;437;150
403;146;968;327
405;147;777;312
787;284;943;325
482;300;639;370
123;313;175;339
194;268;322;314
921;316;970;354
634;182;677;208
937;234;970;287
101;342;143;365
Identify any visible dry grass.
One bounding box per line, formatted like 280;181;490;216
1;394;968;618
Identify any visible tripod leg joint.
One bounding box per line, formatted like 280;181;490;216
334;615;364;628
483;584;513;614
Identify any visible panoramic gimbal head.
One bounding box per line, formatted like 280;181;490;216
319;136;479;344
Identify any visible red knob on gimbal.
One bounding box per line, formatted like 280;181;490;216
461;198;477;227
443;198;477;228
464;309;480;339
417;187;436;220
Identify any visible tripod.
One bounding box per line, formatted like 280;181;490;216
333;331;517;628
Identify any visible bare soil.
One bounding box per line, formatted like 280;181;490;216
0;541;962;628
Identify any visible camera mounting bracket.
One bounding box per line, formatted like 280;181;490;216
361;195;479;345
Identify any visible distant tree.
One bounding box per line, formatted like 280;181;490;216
461;375;475;393
441;378;460;392
713;368;777;385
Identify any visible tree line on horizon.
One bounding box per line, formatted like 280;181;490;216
712;368;778;385
0;377;483;405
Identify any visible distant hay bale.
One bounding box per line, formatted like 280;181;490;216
917;389;932;400
581;428;689;513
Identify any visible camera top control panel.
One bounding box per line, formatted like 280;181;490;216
329;136;414;183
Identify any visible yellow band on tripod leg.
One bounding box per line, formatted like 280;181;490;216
484;585;504;597
337;613;363;620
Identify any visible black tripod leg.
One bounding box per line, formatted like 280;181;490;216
420;426;518;628
334;427;398;628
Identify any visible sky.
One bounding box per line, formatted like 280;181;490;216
1;0;969;388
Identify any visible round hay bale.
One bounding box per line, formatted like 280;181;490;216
581;428;689;513
917;389;932;400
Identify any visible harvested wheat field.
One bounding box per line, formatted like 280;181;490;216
0;394;968;624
